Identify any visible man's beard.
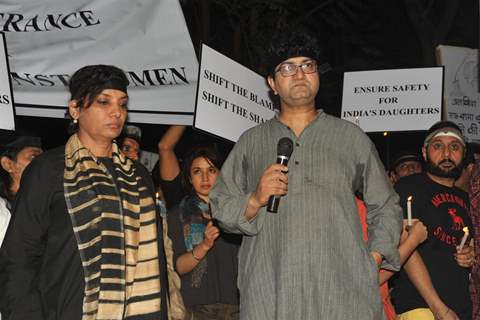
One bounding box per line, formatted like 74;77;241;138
425;155;463;179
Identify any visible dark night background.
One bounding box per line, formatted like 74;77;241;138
6;0;480;168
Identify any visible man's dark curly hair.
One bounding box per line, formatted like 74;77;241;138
266;27;322;77
69;64;129;110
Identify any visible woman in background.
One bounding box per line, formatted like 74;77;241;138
158;126;240;320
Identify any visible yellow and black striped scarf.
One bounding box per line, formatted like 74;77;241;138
64;134;162;320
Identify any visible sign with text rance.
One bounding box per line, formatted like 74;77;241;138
3;0;198;125
0;32;14;130
194;44;275;142
341;67;443;132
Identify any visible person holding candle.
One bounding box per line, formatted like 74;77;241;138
356;196;428;320
392;120;475;320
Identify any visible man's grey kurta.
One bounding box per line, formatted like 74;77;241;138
210;111;402;320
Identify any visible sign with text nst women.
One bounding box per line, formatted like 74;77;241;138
2;0;198;125
341;67;443;132
0;32;14;131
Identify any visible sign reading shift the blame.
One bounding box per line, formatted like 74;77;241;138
194;44;275;142
0;32;14;131
341;67;443;132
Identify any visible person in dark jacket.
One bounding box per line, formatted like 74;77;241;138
0;134;42;246
0;65;183;320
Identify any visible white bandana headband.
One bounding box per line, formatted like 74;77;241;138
424;129;465;147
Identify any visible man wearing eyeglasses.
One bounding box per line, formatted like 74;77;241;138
210;29;402;320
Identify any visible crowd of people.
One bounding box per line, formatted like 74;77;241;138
0;29;478;320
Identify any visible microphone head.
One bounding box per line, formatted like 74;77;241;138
277;137;294;157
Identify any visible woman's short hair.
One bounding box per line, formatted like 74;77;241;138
66;65;129;134
69;64;129;110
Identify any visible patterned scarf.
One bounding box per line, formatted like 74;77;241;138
64;134;162;319
179;195;210;288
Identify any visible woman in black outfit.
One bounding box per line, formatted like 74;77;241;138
1;65;183;320
158;126;240;320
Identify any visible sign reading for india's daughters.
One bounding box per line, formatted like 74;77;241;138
194;44;275;142
341;67;443;132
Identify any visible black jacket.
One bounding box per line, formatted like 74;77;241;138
0;146;168;320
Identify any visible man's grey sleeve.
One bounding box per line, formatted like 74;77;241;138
210;136;267;236
363;143;403;271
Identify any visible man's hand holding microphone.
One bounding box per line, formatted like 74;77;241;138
245;138;293;221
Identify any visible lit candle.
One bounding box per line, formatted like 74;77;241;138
407;196;413;227
458;227;469;251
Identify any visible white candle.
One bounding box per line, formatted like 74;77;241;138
407;196;413;227
458;227;469;251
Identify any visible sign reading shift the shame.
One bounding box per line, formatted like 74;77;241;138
0;32;14;131
194;44;275;142
341;67;443;132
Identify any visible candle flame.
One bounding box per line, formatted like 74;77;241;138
463;227;469;234
407;196;412;201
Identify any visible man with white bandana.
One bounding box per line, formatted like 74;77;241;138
392;120;475;320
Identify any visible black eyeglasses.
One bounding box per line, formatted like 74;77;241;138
275;60;317;77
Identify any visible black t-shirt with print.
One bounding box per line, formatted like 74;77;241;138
391;173;473;318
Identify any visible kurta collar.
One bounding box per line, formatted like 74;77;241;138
270;108;326;134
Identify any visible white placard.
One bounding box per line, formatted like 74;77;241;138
341;67;443;132
139;150;159;172
0;33;14;130
437;45;479;142
3;0;198;125
194;44;275;142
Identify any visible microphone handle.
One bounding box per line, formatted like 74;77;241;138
266;156;289;213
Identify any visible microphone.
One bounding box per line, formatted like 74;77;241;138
267;137;294;213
